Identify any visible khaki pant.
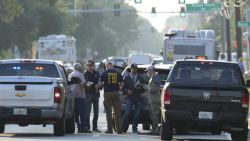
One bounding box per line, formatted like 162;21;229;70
148;92;161;133
103;92;122;133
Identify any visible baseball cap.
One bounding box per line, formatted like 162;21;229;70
131;63;137;69
145;65;155;71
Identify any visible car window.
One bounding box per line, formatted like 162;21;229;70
0;63;60;78
170;63;242;85
138;68;170;85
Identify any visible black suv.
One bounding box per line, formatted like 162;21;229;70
121;64;172;131
161;60;250;140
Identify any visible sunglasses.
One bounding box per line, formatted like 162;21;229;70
87;64;93;66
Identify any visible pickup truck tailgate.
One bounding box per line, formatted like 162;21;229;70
0;76;55;107
170;85;245;113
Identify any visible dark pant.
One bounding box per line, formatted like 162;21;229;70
122;98;141;132
103;92;122;133
75;98;87;130
86;94;99;130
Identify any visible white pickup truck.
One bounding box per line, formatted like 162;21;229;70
0;59;75;136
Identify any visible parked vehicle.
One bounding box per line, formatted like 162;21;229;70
161;59;249;141
0;59;76;136
163;29;216;64
120;64;172;131
37;35;77;64
128;54;152;66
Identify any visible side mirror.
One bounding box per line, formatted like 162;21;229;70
246;80;250;87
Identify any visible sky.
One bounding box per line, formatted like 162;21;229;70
126;0;200;32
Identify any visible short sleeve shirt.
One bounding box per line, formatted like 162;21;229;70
100;68;123;93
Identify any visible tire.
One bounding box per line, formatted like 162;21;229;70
161;120;173;140
142;123;150;130
0;124;4;133
54;116;65;136
65;114;75;134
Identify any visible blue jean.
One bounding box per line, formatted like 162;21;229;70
85;94;99;130
75;98;87;130
122;98;141;132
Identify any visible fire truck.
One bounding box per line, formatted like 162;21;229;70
163;29;216;64
37;35;77;64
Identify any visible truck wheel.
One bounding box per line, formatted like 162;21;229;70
142;123;150;130
0;124;4;133
54;116;65;136
65;114;75;134
161;120;173;140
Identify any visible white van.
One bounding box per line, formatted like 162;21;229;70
128;54;152;65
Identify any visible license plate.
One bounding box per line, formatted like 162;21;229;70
198;111;213;119
13;108;27;115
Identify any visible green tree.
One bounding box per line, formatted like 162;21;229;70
74;1;141;60
0;0;77;58
0;0;23;23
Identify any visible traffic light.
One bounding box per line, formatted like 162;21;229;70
151;7;156;15
134;0;142;4
179;0;185;4
151;7;156;14
114;3;120;16
180;7;186;18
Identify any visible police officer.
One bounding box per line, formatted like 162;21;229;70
122;63;145;134
146;65;161;135
99;61;123;134
84;60;101;132
68;63;91;133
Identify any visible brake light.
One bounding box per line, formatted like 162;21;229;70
163;89;171;104
241;92;249;108
54;87;62;103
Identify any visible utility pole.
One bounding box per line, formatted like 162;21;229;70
221;15;225;53
248;0;250;59
223;0;231;61
246;0;250;66
226;17;232;61
235;0;242;59
220;0;225;53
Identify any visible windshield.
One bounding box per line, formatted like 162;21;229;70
0;63;59;78
169;64;242;85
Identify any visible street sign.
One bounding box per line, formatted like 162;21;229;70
238;21;250;27
186;3;221;13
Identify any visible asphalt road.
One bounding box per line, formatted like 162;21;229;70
0;91;249;141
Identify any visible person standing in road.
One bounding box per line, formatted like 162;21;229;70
84;60;101;133
68;63;91;133
122;63;145;134
146;65;161;135
99;61;123;134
